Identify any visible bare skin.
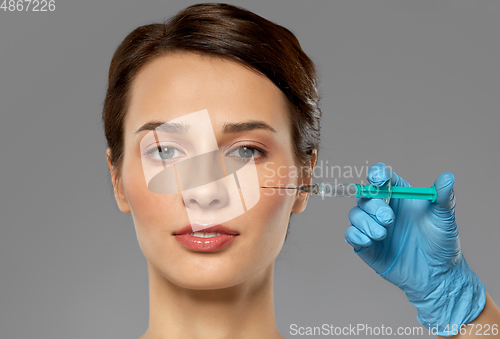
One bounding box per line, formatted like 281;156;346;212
107;52;316;339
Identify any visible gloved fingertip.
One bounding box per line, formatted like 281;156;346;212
345;238;360;249
345;225;372;248
376;209;394;226
435;172;455;189
367;162;391;187
372;226;387;240
345;235;360;249
434;172;455;207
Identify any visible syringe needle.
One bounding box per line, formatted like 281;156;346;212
260;186;297;189
260;186;303;191
260;185;319;193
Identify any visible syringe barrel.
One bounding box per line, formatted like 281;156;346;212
318;183;360;198
317;182;437;201
357;185;436;201
358;184;391;199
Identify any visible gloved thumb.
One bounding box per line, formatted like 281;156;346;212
432;172;456;215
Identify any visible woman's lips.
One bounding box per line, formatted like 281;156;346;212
173;224;239;235
173;224;239;252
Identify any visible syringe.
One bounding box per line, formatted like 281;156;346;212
261;182;437;202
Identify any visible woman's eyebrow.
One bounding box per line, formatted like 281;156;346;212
223;121;276;133
135;121;189;134
135;120;276;134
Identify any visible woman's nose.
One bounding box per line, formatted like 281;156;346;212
181;180;230;210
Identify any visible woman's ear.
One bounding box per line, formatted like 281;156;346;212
106;148;131;214
292;148;317;214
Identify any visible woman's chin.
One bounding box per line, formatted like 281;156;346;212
169;271;245;291
159;259;268;291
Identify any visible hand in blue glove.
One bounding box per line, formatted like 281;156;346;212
345;162;486;336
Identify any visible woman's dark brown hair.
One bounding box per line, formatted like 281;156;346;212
102;2;321;180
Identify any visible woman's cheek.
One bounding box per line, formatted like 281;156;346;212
257;161;298;216
122;163;185;243
245;166;297;250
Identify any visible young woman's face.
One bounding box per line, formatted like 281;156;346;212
109;52;313;289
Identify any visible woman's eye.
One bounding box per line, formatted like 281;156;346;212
228;146;261;159
148;146;185;161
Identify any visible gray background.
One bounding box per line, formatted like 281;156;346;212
1;0;499;338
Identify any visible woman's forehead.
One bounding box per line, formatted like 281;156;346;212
125;52;290;134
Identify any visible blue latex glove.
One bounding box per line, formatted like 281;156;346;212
345;162;486;336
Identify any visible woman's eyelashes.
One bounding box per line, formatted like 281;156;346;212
143;145;186;164
226;145;267;161
143;144;268;165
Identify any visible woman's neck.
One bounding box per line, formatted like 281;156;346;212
140;262;284;339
